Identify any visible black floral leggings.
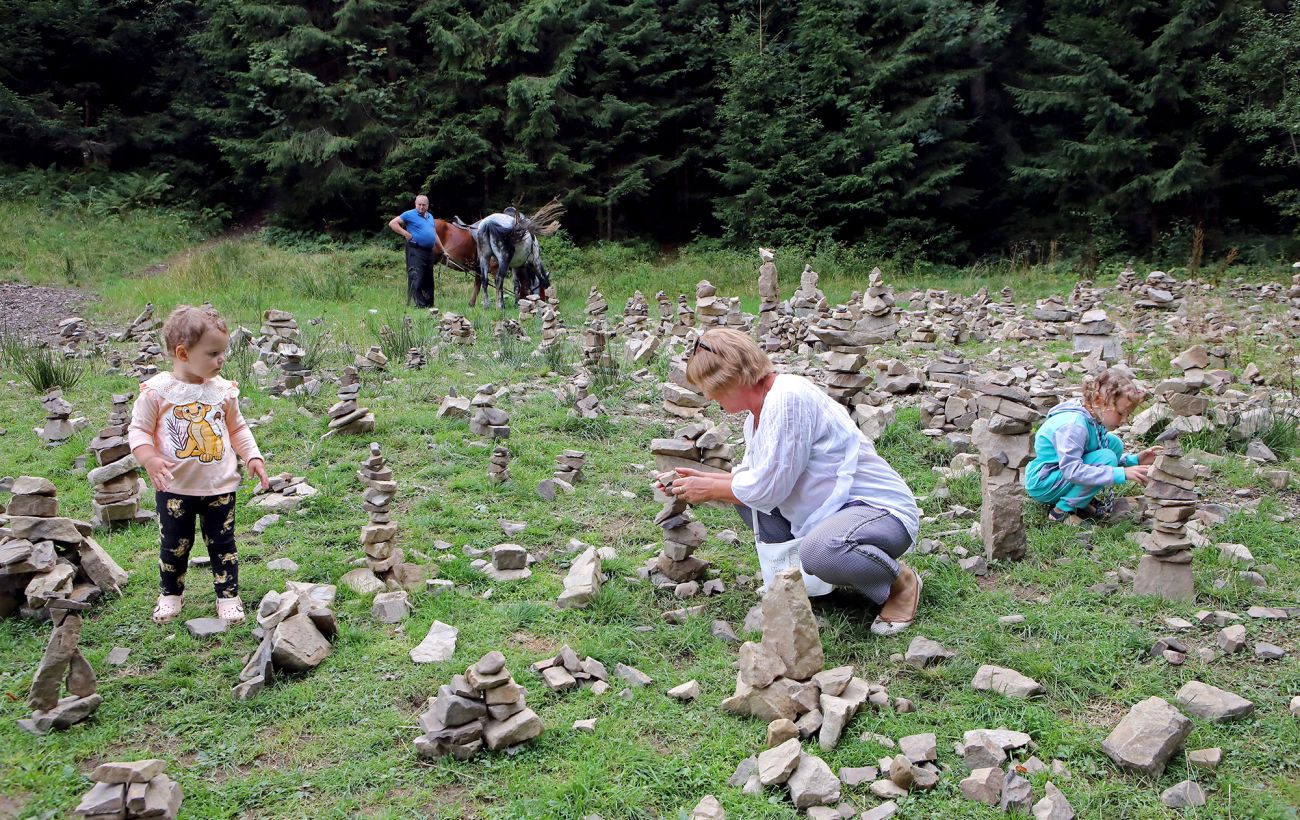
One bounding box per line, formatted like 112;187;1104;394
156;491;239;598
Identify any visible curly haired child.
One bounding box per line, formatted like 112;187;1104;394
1026;368;1158;523
128;305;270;624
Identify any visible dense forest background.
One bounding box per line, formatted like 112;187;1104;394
1;0;1298;262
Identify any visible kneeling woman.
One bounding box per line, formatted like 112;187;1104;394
666;328;922;634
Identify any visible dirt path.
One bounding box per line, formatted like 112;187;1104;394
138;220;264;277
0;282;94;341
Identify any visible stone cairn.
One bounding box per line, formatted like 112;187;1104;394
355;344;389;370
323;366;375;437
758;248;780;334
1134;271;1182;310
694;280;729;327
655;290;673;333
517;293;545;321
621;291;661;365
970;380;1041;562
571;374;605;420
622;290;652;333
257;309;307;394
531;645;613;690
115;303;161;342
413;651;544;760
650;477;710;586
646;423;732;587
342;442;412;594
811;316;872;408
1133;445;1198;601
488;444;510;484
673;294;696;336
1157;346;1211;437
235;581;337;700
535;302;566;354
790;264;828;317
1;476;129;619
405;347;426;370
36;389;85;445
88;393;152;530
581;286;614;370
1071;308;1122;367
858;268;901;344
480;543;532;581
468;383;510;440
538;449;586;499
1115;260;1139;291
493;318;529;345
73;760;182;819
126;334;164;379
662;343;709;419
438;312;476;346
18;597;100;734
249;473;318;514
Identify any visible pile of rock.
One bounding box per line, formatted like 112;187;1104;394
1134;271;1182;309
858;268;901;343
480;544;532;582
18;597;101;734
571;374;605;420
810;321;872;407
257;309;308;394
340;442;425;595
57;316;89;346
656;291;673;332
405;347;426;369
651;420;733;476
622;290;652;333
1133;445;1198;601
1;476;129;618
115;302;161;342
971;380;1041;562
535;303;566;353
557;546;603;609
551;449;586;485
673;295;696;336
73;760;182;819
36;389;85;445
234;581;337;700
650;485;709;585
126;335;165;379
517;294;544;320
581;287;614;370
488;444;510;484
324;366;375;437
438;312;476;345
468;383;510;440
494;318;529;344
531;644;612;689
740;742;842;811
662;346;709;419
354;345;389;370
1155;347;1211;437
790;265;827;317
87;393;152;530
413;651;543;760
249;473;318;514
758;248;779;333
694;280;729;327
1071;308;1122;366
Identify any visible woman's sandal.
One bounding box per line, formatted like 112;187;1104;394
216;597;245;624
870;565;923;636
152;595;184;624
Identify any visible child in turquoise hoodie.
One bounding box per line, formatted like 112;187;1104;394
1026;369;1158;523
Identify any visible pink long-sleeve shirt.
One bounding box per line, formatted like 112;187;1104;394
128;373;262;496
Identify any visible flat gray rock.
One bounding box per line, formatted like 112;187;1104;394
185;618;229;638
1102;696;1192;777
971;664;1044;698
410;620;458;663
1175;681;1254;722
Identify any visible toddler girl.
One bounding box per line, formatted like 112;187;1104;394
128;305;270;623
1026;368;1156;523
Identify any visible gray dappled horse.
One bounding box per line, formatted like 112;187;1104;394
470;200;564;309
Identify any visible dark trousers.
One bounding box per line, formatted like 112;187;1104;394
157;491;239;598
405;241;436;308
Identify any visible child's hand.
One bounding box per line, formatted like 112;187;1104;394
143;455;177;492
1137;447;1160;465
247;458;271;491
1124;465;1151;485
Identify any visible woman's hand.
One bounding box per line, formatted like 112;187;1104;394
1137;447;1160;466
668;467;717;504
247;458;271;491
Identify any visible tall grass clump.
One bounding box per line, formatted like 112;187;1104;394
493;324;530;367
0;327;85;392
368;311;437;361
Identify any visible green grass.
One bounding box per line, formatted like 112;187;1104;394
1;200;1299;818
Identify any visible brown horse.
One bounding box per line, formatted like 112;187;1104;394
435;218;533;308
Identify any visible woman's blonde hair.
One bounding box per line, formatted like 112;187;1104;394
1082;367;1147;414
162;305;228;355
685;327;775;395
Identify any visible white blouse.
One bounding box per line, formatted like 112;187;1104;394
731;374;919;541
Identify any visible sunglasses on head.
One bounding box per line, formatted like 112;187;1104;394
687;336;714;359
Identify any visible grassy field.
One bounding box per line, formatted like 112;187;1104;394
1;200;1298;818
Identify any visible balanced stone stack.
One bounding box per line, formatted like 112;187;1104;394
468;384;510;439
790;264;828;317
18;598;101;734
1071;308;1122;365
622;290;652;333
551;450;586;486
673;295;696;336
73;760;182;819
571;374;605;419
1;476;130;618
480;544;532;581
535;303;566;353
126;334;164;379
1157;347;1211;437
405;347;426;369
1134;271;1181;310
115;302;161;342
694;280;730;328
234;581;337;700
88;393;152;530
324;366;374;437
488;444;510;484
36;389;85;445
1133;445;1198;601
662;345;709;419
758;248;780;333
581;287;614;370
1115;260;1139;291
1032;295;1075;325
438;312;476;345
650;483;710;584
354;344;389;370
413;651;543;760
494;318;529;344
346;442;410;592
858;268;901;343
970;381;1041;561
258;309;307;394
809;323;871;407
656;291;673;333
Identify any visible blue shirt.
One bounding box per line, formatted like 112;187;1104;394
400;209;439;248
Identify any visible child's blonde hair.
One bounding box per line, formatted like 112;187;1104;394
684;327;775;395
1082;367;1147;415
162;305;228;355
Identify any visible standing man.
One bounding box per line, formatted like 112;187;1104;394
388;194;440;308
